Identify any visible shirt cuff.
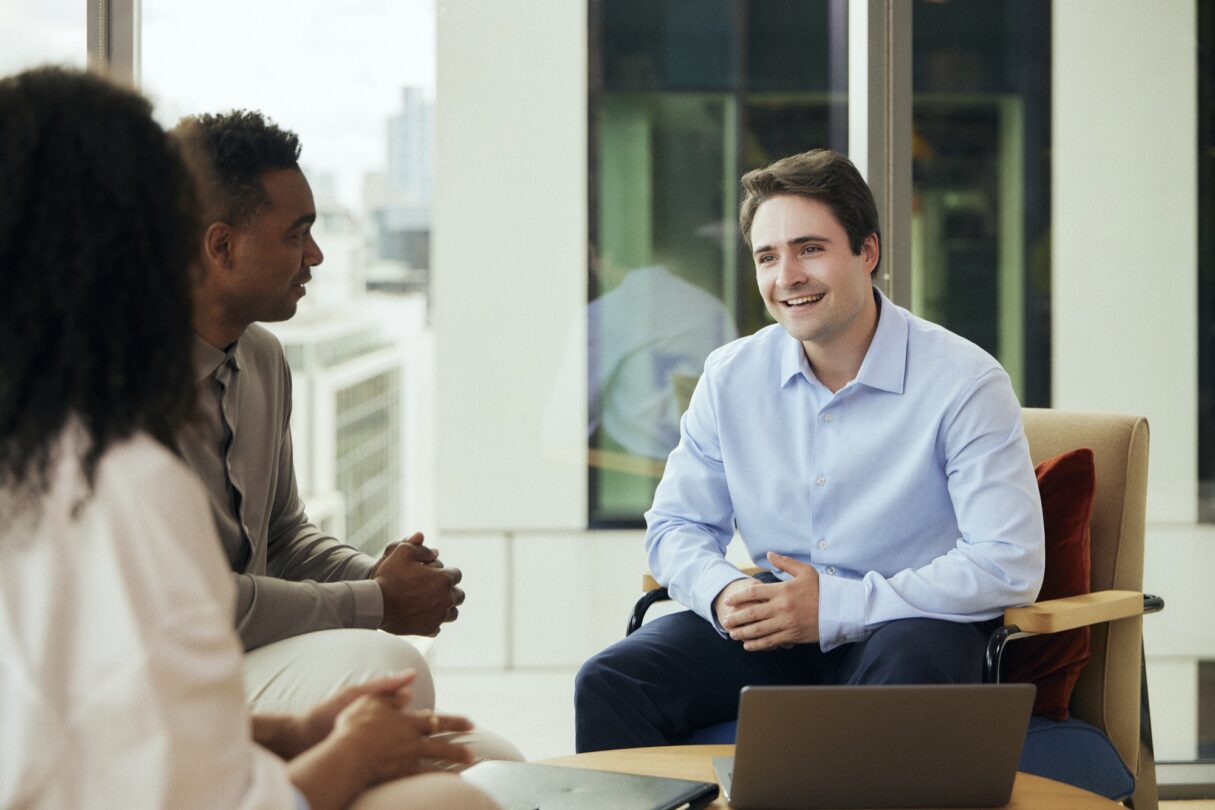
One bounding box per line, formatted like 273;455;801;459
817;573;869;651
671;559;755;636
347;578;384;630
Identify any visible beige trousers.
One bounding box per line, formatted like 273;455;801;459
350;773;500;810
244;628;525;764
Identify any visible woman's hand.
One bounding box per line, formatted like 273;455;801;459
287;691;476;810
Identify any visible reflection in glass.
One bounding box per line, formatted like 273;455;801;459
589;0;846;525
911;0;1052;406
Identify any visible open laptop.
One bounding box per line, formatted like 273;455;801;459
462;760;719;810
712;683;1035;809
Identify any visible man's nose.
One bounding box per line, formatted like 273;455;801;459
306;233;324;267
775;254;805;288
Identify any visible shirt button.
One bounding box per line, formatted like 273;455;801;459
823;413;834;422
826;566;837;575
817;539;828;549
816;476;827;486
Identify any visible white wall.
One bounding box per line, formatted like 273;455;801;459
1053;0;1206;761
432;0;634;669
1052;0;1198;523
433;0;588;533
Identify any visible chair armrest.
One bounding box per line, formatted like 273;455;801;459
1003;590;1144;634
631;566;764;635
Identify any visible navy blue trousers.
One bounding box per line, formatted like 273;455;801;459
574;609;994;752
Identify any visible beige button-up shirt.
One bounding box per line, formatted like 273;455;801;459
178;324;383;650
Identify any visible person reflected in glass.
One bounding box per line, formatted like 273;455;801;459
588;238;738;463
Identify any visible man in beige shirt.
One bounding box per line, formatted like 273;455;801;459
171;112;518;766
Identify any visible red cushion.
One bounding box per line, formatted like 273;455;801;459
1004;448;1096;720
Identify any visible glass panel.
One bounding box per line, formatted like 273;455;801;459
0;0;86;75
911;0;1052;406
588;0;846;526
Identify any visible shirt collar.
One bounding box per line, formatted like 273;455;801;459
780;330;814;387
778;287;907;394
853;288;907;394
192;334;242;383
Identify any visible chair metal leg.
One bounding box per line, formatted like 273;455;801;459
1129;641;1159;810
983;624;1027;683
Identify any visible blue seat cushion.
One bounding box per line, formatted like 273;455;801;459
680;714;1134;801
1017;714;1135;800
683;720;737;745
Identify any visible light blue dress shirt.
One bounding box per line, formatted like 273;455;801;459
645;289;1045;651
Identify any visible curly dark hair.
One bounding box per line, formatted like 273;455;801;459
173;110;301;226
0;67;199;502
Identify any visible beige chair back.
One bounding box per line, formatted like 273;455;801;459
1020;408;1149;775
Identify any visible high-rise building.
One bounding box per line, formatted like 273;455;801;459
367;87;434;273
268;312;405;555
388;86;433;205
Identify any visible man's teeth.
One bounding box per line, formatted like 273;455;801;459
786;293;825;306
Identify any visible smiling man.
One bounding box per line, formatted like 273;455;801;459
172;111;470;718
574;149;1046;752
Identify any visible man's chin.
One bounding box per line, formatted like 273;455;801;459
260;303;299;324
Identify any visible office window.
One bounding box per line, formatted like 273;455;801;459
588;0;847;526
911;0;1052;406
0;0;85;75
141;0;434;553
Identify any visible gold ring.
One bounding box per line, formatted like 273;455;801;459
428;712;440;735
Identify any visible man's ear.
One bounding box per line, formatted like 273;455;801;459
202;221;236;270
863;232;881;274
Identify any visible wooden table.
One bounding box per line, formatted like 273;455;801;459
540;745;1121;809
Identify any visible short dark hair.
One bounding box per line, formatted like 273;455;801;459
0;67;199;501
173;110;301;226
739;149;881;271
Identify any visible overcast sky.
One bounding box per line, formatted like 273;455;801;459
1;0;436;210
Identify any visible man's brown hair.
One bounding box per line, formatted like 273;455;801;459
739;149;881;272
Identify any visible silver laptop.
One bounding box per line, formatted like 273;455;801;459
712;683;1035;809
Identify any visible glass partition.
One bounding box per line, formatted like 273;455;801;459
911;0;1052;406
588;0;847;526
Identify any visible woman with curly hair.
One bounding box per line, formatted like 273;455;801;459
0;68;496;810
